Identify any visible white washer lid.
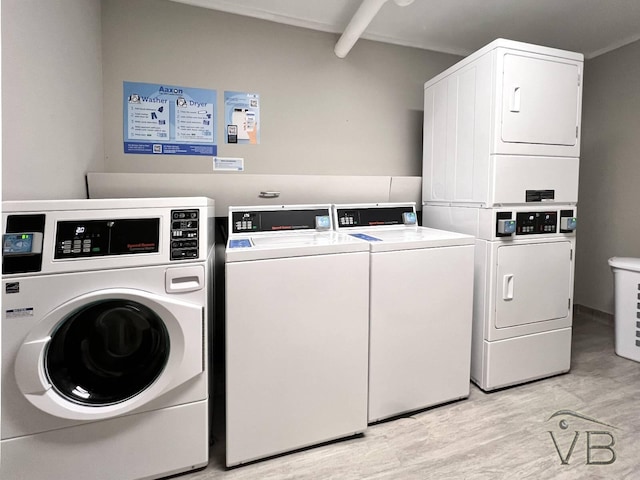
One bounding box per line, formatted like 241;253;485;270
345;226;474;253
608;257;640;272
226;230;369;262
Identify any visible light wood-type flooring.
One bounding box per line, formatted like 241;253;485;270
183;311;639;479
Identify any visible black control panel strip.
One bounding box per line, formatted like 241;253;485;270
516;211;557;235
171;209;199;260
231;209;330;234
335;206;414;228
495;209;577;237
54;218;160;259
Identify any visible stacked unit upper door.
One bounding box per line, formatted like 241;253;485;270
494;48;583;157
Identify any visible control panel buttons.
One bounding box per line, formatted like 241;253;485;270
170;209;199;261
235;220;254;231
514;211;558;235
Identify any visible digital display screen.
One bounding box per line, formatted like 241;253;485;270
3;233;38;255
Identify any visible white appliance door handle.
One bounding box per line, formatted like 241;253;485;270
503;274;514;301
510;86;521;112
165;265;205;293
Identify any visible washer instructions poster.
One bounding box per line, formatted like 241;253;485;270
224;91;260;144
124;81;217;155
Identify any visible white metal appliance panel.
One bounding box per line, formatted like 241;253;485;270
1;401;208;480
495;242;572;328
490;155;579;205
426;80;449;201
481;328;572;390
225;252;369;466
368;245;474;422
500;53;579;147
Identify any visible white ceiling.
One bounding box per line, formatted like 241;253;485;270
170;0;640;59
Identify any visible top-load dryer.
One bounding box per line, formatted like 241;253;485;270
333;203;475;422
1;197;214;480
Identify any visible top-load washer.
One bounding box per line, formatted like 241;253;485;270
333;203;475;422
1;197;214;480
225;205;369;466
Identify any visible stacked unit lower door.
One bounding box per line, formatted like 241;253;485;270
1;265;209;480
472;238;574;390
225;252;369;466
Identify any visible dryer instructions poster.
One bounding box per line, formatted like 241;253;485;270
123;81;217;155
224;91;260;144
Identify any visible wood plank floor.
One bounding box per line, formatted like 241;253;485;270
183;312;640;479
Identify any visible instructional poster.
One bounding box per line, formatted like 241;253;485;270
224;91;260;144
123;81;217;155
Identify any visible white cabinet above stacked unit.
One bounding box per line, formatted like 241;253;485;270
423;39;584;207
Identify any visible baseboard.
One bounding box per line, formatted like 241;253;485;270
574;304;614;326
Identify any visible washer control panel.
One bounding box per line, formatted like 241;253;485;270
171;209;199;260
230;208;331;233
55;218;160;259
335;205;414;228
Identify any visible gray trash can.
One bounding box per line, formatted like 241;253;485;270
608;257;640;362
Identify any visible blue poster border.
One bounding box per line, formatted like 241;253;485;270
123;81;217;156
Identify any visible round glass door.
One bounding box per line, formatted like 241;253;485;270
45;299;170;406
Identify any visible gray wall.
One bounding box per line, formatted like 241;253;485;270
2;0;104;200
575;39;640;313
101;0;460;176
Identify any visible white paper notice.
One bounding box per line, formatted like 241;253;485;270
213;157;244;171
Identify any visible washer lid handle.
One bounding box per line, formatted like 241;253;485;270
15;337;52;395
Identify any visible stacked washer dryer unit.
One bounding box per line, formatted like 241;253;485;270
421;39;583;391
1;197;214;480
225;205;369;466
333;203;474;423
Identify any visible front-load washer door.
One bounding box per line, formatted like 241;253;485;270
45;299;169;406
14;288;204;421
495;241;572;329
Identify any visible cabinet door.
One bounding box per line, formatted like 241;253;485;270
501;53;580;146
495;241;572;329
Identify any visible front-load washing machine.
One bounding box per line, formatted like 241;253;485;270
1;197;214;480
333;203;475;423
423;204;577;391
225;205;369;466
